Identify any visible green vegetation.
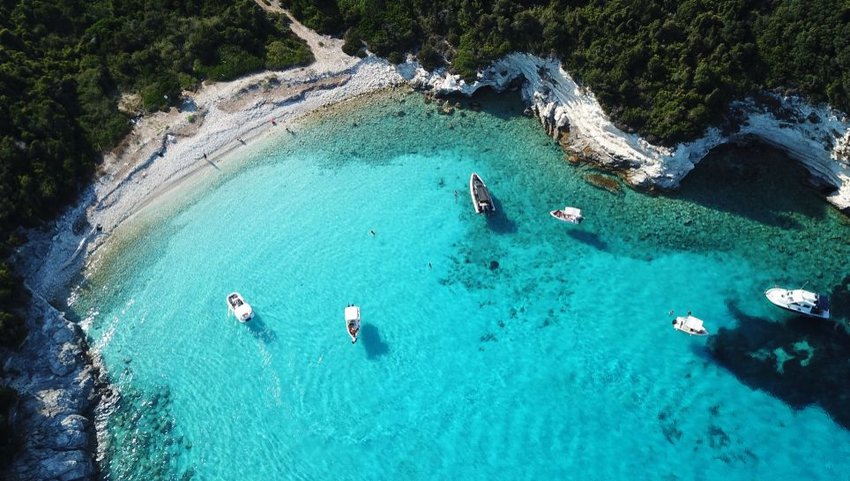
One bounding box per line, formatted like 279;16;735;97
755;1;850;109
281;0;850;145
0;0;312;338
0;0;313;432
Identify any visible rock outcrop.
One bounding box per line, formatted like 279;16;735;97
400;53;850;214
1;294;102;481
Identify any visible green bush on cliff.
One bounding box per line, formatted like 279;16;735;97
0;0;314;242
0;311;25;350
283;0;850;146
0;0;314;390
266;39;313;70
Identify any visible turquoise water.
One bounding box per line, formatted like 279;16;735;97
76;90;850;481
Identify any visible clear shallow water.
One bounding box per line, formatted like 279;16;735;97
76;90;850;481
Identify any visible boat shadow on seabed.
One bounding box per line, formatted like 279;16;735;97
566;229;608;252
358;323;389;360
706;278;850;430
484;198;517;234
245;315;278;344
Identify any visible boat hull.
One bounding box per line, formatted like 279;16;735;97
469;173;495;215
672;316;709;336
765;288;830;319
227;292;254;322
550;210;582;224
345;305;361;344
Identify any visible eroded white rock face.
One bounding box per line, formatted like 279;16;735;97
400;53;850;212
731;96;850;210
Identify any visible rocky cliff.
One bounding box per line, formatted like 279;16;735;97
400;53;850;214
1;292;101;481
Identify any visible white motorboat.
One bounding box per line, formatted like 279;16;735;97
550;206;584;224
345;304;361;344
765;287;830;319
672;314;709;336
227;292;254;322
469;173;495;215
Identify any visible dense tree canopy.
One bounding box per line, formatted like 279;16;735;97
0;0;311;346
282;0;850;145
0;2;312;459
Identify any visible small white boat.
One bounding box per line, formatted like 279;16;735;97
345;304;361;344
672;314;709;336
765;287;830;319
550;206;584;224
469;173;495;215
227;292;254;322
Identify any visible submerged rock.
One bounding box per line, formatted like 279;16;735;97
708;291;850;430
584;173;622;194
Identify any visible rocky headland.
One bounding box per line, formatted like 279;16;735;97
0;291;102;481
400;53;850;214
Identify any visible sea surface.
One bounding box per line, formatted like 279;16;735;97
73;89;850;481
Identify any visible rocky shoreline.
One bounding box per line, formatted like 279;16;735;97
1;289;103;481
401;53;850;214
0;12;377;481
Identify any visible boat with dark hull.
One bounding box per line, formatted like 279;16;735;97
469;173;495;215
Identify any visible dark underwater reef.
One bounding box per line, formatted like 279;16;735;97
708;276;850;430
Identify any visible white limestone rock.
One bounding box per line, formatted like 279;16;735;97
401;53;850;212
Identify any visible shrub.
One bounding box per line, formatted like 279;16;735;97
198;45;265;81
387;51;403;64
141;73;181;112
417;42;442;71
265;39;313;70
0;264;26;349
342;29;363;56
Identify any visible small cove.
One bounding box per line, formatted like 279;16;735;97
75;89;850;480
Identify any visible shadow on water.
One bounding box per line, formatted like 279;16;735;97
566;229;608;251
684;331;716;363
450;86;527;121
707;279;850;430
245;315;278;344
485;198;517;234
359;323;389;360
674;143;830;228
